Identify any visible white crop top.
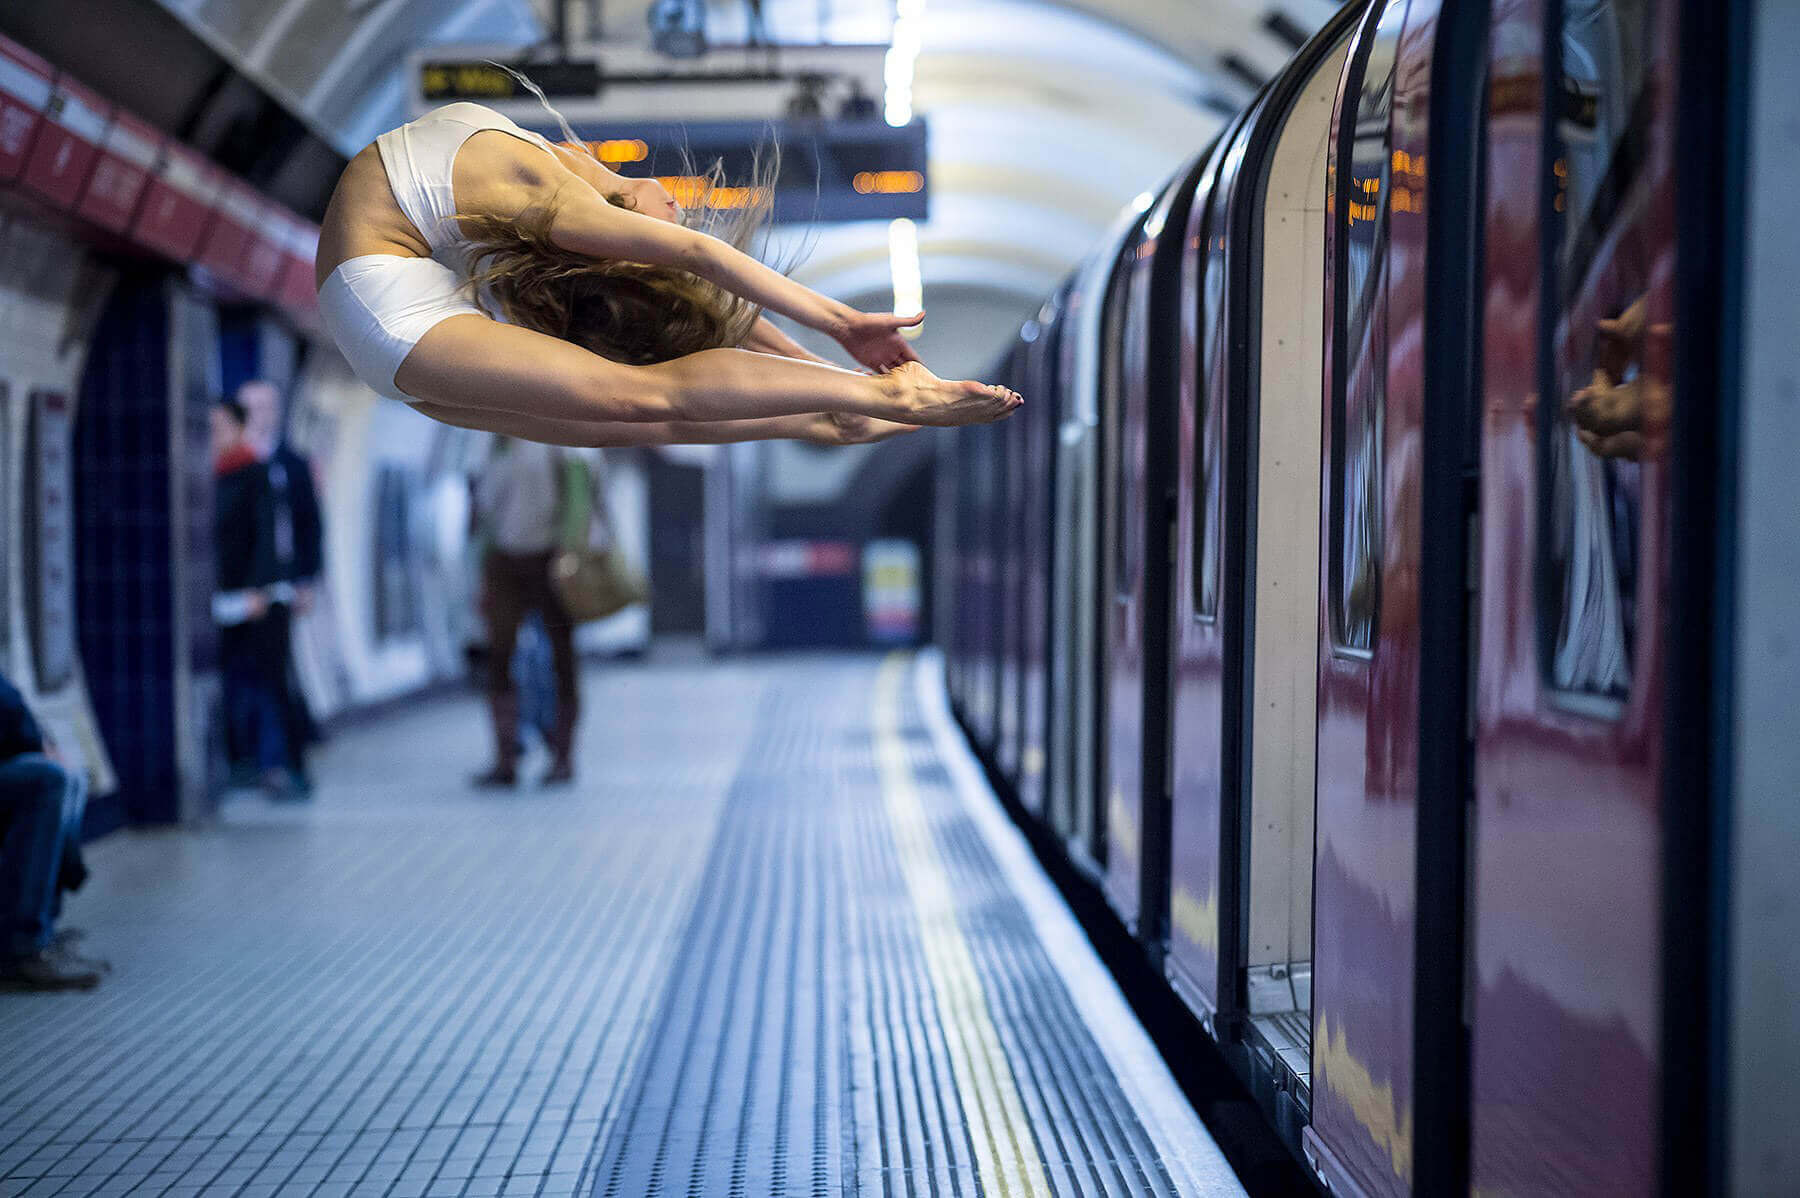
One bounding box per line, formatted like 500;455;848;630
374;101;560;275
318;103;563;402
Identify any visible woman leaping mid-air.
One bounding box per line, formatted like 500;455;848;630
314;100;1021;447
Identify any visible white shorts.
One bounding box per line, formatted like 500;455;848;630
317;254;484;402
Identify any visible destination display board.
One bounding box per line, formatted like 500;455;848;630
419;58;601;102
543;117;929;223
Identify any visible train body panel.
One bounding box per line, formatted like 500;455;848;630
997;360;1024;779
1165;130;1237;1018
1049;206;1147;871
1303;3;1423;1192
1099;199;1173;933
1466;0;1679;1188
1014;295;1064;814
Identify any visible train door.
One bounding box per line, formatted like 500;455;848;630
946;420;975;716
1048;266;1103;860
1166;13;1357;1128
1096;205;1166;932
997;340;1029;781
966;409;1005;754
1304;0;1428;1191
1165;121;1238;1027
1050;210;1146;872
1016;294;1065;815
1306;0;1496;1186
1234;23;1355;1117
1467;0;1684;1189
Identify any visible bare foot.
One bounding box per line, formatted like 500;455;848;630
887;362;1021;427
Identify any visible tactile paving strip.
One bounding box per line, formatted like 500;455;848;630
579;679;852;1198
580;656;1204;1198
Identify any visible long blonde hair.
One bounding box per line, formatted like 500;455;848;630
460;74;778;365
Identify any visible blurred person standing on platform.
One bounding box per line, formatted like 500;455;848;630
237;380;325;791
0;670;106;990
212;399;291;795
471;438;590;789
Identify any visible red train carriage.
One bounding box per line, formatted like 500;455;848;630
947;0;1760;1188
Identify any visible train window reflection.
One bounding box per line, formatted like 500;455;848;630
1329;2;1401;655
1194;179;1228;620
1540;0;1659;702
1105;252;1136;597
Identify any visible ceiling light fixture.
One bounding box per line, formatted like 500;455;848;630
888;217;923;339
884;0;924;126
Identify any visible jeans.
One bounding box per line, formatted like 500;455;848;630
0;753;71;957
483;550;579;769
222;606;309;777
225;657;289;773
52;765;87;921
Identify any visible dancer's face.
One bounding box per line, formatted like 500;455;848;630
615;176;683;223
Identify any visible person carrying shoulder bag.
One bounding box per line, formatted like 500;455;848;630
548;448;647;627
471;438;590;788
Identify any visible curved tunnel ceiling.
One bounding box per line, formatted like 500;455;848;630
770;0;1233;357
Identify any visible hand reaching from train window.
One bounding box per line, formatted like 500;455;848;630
1568;371;1648;459
834;311;924;373
1593;296;1648;383
1566;297;1671;461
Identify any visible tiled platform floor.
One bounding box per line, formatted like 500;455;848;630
0;652;1241;1198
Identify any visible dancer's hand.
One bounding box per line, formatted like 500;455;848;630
886;361;1021;427
835;311;925;373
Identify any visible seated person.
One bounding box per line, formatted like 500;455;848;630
0;670;105;990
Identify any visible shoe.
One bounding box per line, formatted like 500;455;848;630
48;940;111;974
472;765;518;789
540;763;575;788
1;949;101;991
258;767;314;801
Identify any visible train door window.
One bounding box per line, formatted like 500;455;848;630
1105;253;1136;597
1193;169;1231;621
1538;0;1658;703
1328;0;1404;655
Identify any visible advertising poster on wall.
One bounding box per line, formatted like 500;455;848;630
28;390;75;692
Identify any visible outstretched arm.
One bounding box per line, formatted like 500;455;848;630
398;313;1018;428
413;401;917;448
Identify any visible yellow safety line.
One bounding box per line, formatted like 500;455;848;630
872;653;1051;1198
